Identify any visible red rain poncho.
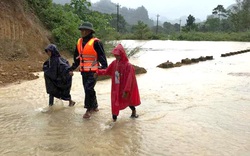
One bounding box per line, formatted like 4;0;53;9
97;44;141;116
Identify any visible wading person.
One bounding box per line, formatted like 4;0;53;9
69;22;108;119
96;44;141;122
43;44;75;107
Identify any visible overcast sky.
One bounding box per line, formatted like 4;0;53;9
90;0;236;20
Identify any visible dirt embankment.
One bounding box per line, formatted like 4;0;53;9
0;0;51;86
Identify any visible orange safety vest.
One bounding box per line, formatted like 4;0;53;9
77;37;99;72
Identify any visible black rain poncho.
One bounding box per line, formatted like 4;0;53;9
43;44;72;100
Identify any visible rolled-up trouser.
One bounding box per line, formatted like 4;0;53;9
82;72;98;110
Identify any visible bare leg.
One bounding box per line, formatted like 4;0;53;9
83;109;91;119
91;107;99;112
129;106;139;118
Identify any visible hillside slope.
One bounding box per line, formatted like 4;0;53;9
0;0;50;85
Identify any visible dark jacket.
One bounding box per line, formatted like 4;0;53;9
43;44;72;100
69;33;108;72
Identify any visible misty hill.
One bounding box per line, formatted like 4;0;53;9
91;0;154;26
52;0;154;26
157;3;235;26
227;3;237;13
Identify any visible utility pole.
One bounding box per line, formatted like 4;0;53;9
156;14;160;34
116;3;120;32
179;19;182;33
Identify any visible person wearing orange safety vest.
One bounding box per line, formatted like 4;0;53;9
69;22;108;119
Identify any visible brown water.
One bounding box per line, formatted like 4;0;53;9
1;41;250;156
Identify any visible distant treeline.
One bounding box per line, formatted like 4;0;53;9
26;0;250;53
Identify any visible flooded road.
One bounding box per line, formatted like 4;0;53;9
1;41;250;156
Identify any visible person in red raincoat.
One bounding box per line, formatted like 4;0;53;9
96;44;141;121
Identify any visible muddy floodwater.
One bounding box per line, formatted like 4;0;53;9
1;41;250;156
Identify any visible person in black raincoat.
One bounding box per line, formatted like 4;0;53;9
43;44;75;107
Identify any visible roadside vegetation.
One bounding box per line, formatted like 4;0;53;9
26;0;250;54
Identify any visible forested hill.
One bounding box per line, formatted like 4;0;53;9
53;0;154;26
91;0;154;26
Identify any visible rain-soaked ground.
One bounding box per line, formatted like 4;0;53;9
0;41;250;156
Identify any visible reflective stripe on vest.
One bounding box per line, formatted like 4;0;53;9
77;38;99;72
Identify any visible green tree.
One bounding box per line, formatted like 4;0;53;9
109;13;128;33
26;0;81;51
220;19;233;32
70;0;91;20
212;5;228;20
173;23;181;32
152;25;164;35
204;18;220;32
163;22;180;34
69;0;115;40
230;0;250;31
163;22;175;34
183;15;197;32
186;15;195;26
43;4;81;50
211;5;230;31
26;0;52;18
26;0;117;51
132;21;151;39
85;11;115;40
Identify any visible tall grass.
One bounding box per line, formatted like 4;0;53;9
104;41;142;58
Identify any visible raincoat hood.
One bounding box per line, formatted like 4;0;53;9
45;44;61;57
112;44;128;62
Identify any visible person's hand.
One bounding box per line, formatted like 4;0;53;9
122;92;128;99
69;71;74;76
